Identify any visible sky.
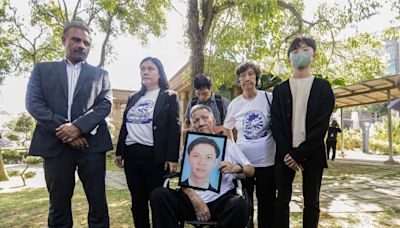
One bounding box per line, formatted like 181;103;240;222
0;0;399;124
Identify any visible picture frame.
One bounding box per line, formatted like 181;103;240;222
179;132;227;193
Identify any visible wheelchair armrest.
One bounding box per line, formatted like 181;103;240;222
233;172;246;180
233;172;247;197
164;171;180;179
163;172;180;188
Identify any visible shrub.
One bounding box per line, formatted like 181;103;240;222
23;171;36;179
343;128;362;150
369;139;400;155
7;170;20;177
0;148;29;164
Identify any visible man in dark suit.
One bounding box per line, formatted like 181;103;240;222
26;21;113;228
271;37;334;228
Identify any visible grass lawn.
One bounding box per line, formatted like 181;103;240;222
0;182;133;227
106;155;123;172
0;162;399;227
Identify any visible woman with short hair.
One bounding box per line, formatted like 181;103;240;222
223;61;276;227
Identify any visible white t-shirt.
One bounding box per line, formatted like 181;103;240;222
125;88;160;146
289;76;315;147
223;90;276;167
195;139;251;203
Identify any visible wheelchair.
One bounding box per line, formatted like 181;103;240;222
162;172;253;228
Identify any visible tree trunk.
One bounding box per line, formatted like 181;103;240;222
0;152;9;181
188;0;206;84
20;163;29;187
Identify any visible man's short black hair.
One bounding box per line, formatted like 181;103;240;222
235;61;261;86
63;20;90;35
287;36;317;58
193;74;212;90
187;137;220;158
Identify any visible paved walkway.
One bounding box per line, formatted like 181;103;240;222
1;154;399;221
334;149;400;164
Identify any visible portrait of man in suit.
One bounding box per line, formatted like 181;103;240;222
181;135;225;192
25;20;113;227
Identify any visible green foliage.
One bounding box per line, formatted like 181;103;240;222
372;117;400;145
369;139;400;155
3;113;35;146
341;116;400;155
342;128;362;150
23;171;36;179
192;0;388;89
6;170;20;177
0;0;169;80
318;33;385;85
389;0;400;21
0;148;28;164
259;73;282;91
23;156;41;165
5;133;19;142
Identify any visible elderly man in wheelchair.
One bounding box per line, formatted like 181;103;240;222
150;104;255;228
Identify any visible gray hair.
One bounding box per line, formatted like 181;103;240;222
189;104;215;125
63;20;90;35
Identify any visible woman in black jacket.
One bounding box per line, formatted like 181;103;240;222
115;57;180;228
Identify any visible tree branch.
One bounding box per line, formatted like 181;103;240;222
277;0;303;43
72;0;82;21
200;0;214;40
167;0;183;16
61;0;69;22
97;13;114;68
213;1;236;13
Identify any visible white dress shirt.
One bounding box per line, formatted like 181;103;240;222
65;59;84;122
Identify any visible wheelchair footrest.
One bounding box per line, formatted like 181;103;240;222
186;220;218;226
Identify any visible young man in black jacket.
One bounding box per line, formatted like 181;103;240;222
271;37;334;228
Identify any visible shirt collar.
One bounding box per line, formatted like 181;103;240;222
65;58;85;67
209;92;216;102
188;177;210;189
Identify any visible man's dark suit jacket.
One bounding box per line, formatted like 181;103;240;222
271;78;334;168
116;89;181;164
26;61;113;158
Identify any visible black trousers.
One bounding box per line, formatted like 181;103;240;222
43;150;109;228
150;188;250;228
274;163;324;228
123;144;166;228
326;140;337;160
245;166;276;228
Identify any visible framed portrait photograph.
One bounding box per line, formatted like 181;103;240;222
179;132;227;193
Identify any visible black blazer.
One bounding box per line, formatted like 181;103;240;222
26;61;113;157
116;89;181;164
271;78;334;168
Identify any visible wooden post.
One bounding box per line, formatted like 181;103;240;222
384;89;398;164
340;108;346;158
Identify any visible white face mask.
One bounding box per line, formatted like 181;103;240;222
290;50;313;69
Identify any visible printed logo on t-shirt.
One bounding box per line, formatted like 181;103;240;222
243;110;267;140
126;100;154;124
